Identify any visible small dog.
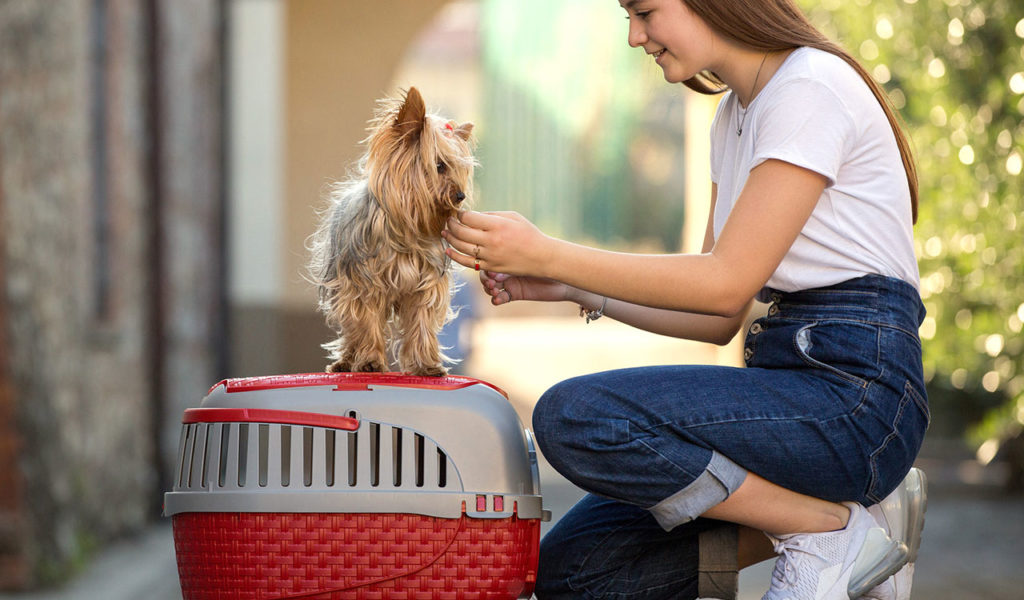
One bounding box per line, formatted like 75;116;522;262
308;87;475;376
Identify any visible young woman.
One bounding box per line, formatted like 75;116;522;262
442;1;928;598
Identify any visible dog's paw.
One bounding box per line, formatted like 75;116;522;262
357;361;385;373
326;360;351;373
411;365;448;377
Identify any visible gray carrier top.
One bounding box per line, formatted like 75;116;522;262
163;373;549;521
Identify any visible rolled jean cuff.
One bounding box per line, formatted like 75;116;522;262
648;451;748;531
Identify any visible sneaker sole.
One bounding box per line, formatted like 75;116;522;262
902;468;927;563
848;468;928;598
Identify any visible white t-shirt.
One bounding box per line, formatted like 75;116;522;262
709;47;919;298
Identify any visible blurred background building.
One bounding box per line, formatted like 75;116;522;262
1;0;226;587
1;0;1022;595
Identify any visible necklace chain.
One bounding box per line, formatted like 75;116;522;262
736;52;770;136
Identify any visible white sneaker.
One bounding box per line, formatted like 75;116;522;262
855;468;928;600
761;502;906;600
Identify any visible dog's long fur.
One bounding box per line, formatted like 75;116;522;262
308;87;475;376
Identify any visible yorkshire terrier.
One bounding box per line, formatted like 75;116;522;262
308;87;475;376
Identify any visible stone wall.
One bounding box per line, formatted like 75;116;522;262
0;0;225;589
0;114;27;587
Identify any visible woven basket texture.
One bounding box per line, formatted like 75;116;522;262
173;512;539;599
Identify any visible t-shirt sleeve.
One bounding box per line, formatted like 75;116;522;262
708;92;733;184
750;78;855;186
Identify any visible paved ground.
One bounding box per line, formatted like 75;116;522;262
1;455;1020;600
3;316;1022;599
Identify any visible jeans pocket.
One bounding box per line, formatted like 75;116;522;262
904;380;931;426
792;321;882;388
866;381;930;503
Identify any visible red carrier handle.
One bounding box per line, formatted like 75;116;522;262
207;372;509;398
182;407;359;430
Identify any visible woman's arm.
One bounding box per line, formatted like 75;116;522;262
446;159;826;319
470;185;748;344
570;290;750;346
566;184;751;345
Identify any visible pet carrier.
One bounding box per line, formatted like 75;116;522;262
164;372;548;600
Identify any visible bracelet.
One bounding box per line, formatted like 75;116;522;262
579;296;608;323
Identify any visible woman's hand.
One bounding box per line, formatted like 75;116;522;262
479;270;572;306
442;210;553;277
443;210;572;307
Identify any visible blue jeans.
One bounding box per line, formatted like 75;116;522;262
532;275;929;599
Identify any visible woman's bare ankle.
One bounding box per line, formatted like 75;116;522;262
828;502;852;531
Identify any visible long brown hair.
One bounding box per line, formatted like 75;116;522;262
681;0;919;223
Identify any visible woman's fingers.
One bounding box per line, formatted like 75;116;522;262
487;280;514;305
442;229;473;260
492;287;513;305
443;212;506;270
444;215;482;245
443;210;538;274
476;269;514;305
442;219;484;267
458;209;514;229
444;243;476;269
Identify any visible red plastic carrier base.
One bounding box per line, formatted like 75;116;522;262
172;512;540;600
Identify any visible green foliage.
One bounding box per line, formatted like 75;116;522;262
800;0;1024;447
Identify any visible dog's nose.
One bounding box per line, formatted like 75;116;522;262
455;192;466;203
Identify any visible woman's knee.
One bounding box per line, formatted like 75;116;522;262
533;377;583;441
534;375;613;446
532;377;602;476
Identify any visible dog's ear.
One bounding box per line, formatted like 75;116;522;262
395;87;426;141
454;122;473;142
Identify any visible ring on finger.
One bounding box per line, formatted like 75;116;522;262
500;288;512;303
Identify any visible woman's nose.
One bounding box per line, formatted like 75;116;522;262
627;19;647;48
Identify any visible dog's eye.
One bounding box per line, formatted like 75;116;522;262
436;161;447;175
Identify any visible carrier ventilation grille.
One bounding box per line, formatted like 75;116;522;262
173;419;457;492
